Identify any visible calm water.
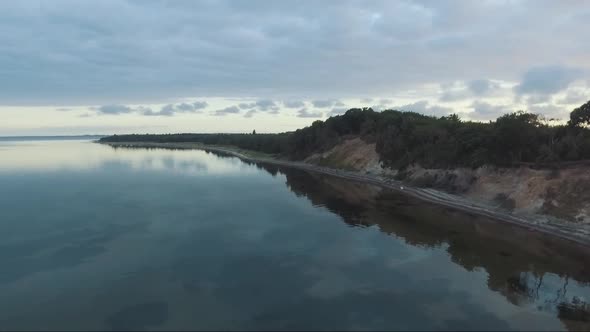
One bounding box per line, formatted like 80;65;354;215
1;139;589;331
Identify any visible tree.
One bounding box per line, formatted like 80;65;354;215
493;111;542;163
252;130;257;135
569;100;590;128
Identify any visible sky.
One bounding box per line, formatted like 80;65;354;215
1;0;589;135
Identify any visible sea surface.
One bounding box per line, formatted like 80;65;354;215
1;139;589;331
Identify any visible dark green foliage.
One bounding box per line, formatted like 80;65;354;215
100;101;590;169
100;133;290;155
569;100;590;128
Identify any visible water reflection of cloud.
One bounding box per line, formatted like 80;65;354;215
0;222;143;285
0;140;260;176
2;140;590;330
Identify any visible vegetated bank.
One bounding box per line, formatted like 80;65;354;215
99;100;590;236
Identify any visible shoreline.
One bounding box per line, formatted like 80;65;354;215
99;141;590;248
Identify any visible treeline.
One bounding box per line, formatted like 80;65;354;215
100;100;590;169
101;132;290;155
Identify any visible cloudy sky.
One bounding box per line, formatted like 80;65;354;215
1;0;589;135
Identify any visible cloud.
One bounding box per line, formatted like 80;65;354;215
255;99;280;112
468;101;510;121
360;98;374;103
440;79;500;101
234;99;281;117
192;101;208;110
0;1;588;109
88;101;209;117
514;65;583;96
174;101;208;112
312;99;341;108
237;100;280;113
238;102;256;110
397;100;452;117
55;107;73;112
467;79;500;96
439;90;469;102
297;108;323;118
175;103;194;111
142;105;173;116
90;104;135;115
213;105;241;116
0;2;588;108
283;100;305;108
526;94;551;105
557;89;590;105
140;101;209;116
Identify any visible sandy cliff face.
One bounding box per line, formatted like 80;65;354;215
404;165;590;224
304;138;383;174
304;138;590;224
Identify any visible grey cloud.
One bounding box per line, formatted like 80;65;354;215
237;100;279;113
160;104;175;116
142;105;173;116
297;108;323;118
440;79;500;101
514;65;583;96
238;103;256;110
398;100;452;117
0;2;588;106
468;101;510;121
91;104;135;115
467;79;499;96
360;98;374;103
557;89;590;105
379;99;393;105
192;101;209;110
89;101;209;117
55;107;73;112
312;99;341;108
176;103;195;111
255;99;279;112
244;109;257;118
283;100;305;108
213;105;241;116
141;101;208;116
439;90;469;102
174;101;208;112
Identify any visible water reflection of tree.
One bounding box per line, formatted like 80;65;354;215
252;163;590;330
